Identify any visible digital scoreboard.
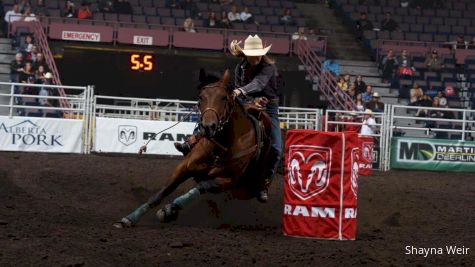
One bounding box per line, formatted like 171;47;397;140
129;53;155;72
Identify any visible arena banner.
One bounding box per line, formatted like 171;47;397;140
358;136;373;176
94;117;196;155
283;130;359;240
391;137;475;172
0;116;83;153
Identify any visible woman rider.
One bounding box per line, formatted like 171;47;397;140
174;35;282;202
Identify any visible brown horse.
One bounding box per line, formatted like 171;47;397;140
114;70;272;228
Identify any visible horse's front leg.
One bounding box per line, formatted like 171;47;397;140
157;175;235;223
113;153;209;228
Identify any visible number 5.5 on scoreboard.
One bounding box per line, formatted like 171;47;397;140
130;53;155;72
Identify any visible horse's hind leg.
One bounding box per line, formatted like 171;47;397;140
113;160;192;228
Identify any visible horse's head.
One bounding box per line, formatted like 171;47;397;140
198;69;233;138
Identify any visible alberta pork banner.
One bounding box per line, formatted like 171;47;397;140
0;116;83;153
94;117;196;155
358;136;374;175
283;130;359;240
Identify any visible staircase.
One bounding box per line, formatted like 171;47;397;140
0;38;15;116
296;2;370;61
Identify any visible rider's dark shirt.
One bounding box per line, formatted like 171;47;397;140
234;59;279;99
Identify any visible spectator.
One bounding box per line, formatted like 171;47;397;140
380;12;398;32
347;84;357;100
22;6;37;21
39;73;53;107
115;0;132;14
452;35;467;50
354;75;366;95
280;8;294;25
219;11;231;28
165;0;182;9
17;0;31;14
415;95;432;117
409;83;423;105
360;109;377;136
35;64;47;82
361;85;373;106
469;37;475;49
205;12;218;28
227;5;240;23
28;45;38;62
10;52;24;82
343;74;351;88
424;49;444;72
63;0;76;18
19;61;35;83
434;91;447;107
400;0;409;7
22;76;38;95
20;35;34;58
183;18;197;33
33;52;49;71
381;49;398;83
355;94;364;111
77;2;93;19
33;0;50;17
366;92;384;112
292;27;307;41
240;6;253;23
337;75;348;92
397;49;415;77
183;0;200;19
356;12;373;38
4;5;22;24
98;0;114;13
323;58;340;76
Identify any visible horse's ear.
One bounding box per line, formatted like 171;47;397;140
221;69;230;85
199;68;207;83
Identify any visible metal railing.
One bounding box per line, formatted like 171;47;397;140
294;39;356;110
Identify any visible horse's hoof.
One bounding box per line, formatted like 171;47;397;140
156;204;180;223
112;217;132;228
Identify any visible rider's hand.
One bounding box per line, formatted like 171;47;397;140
232;89;242;98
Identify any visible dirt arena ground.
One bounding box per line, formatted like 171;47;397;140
0;152;473;267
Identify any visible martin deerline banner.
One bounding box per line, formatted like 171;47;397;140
94;117;196;155
0;116;83;153
391;137;475;172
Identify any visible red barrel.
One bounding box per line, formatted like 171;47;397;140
282;130;359;240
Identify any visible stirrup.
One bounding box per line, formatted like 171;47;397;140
174;142;191;155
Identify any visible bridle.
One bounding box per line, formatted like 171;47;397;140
198;83;235;135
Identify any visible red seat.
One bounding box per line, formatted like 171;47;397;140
173;32;224;50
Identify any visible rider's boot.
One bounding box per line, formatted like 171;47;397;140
174;135;199;156
257;149;280;203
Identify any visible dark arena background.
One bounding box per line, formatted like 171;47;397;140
1;0;475;266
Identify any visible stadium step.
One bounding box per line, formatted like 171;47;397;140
0;63;10;74
0;84;11;115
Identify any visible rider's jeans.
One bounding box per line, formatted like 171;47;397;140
265;103;282;175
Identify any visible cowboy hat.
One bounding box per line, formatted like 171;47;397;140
233;35;272;56
364;109;373;115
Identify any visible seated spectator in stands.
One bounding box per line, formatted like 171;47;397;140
381;49;398;83
38;73;53;107
19;62;35;83
356;13;373;39
361;85;373;106
354;75;366;95
434;91;447;107
380;12;398;32
343;74;351;88
280;8;294;25
360;109;377;136
397;49;414;77
366;92;384;112
451;35;467;50
165;0;182;9
33;52;48;71
77;2;93;19
355;94;364;111
35;64;47;82
469;37;475;49
22;6;37;21
5;5;22;25
424;49;444;72
20;35;34;58
337;75;348;92
409;83;423;105
63;0;76;18
10;52;24;82
323;58;340;76
27;45;38;62
183;18;197;33
99;0;114;13
240;7;253;23
415;95;432;117
228;5;240;23
33;0;49;17
18;0;31;14
115;0;132;14
219;11;232;28
183;0;200;19
205;12;219;28
347;84;357;100
292;27;307;41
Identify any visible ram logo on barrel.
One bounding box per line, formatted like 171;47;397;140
287;145;332;201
